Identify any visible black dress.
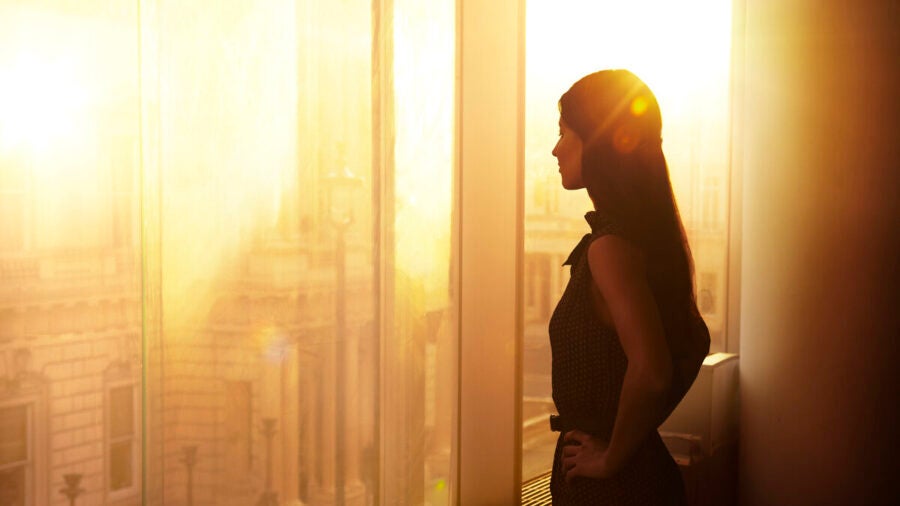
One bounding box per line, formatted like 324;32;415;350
548;211;688;505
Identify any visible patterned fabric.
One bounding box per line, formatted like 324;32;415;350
548;211;686;505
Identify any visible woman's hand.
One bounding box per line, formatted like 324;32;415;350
561;430;616;483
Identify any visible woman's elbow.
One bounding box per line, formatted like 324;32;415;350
632;361;673;395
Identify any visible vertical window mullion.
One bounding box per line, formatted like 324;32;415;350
457;0;525;503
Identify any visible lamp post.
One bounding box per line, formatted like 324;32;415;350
257;418;279;506
324;148;362;506
180;445;198;506
59;473;84;506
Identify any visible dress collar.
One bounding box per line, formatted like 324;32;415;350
562;211;617;266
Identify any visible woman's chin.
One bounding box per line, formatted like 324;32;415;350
561;181;583;191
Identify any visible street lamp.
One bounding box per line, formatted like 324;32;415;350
180;445;198;506
59;474;84;506
324;149;362;506
257;418;279;506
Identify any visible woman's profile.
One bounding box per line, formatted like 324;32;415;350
548;69;710;504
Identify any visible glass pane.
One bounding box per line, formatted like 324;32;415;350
1;0;456;502
523;0;733;479
142;0;456;505
0;405;27;465
109;386;134;438
387;0;456;503
0;1;143;504
110;441;133;490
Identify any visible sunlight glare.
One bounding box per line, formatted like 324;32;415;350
630;96;649;116
393;0;455;310
0;53;90;153
527;0;732;120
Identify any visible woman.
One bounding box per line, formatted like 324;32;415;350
548;69;710;504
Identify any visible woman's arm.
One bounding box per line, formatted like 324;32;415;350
562;234;673;482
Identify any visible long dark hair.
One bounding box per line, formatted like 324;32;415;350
560;69;699;323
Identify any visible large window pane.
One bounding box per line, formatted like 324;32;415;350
386;0;457;503
0;1;142;504
2;0;455;504
523;0;734;480
146;1;379;503
142;0;456;504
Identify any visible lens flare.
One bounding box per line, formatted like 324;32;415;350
630;96;649;116
258;325;289;363
612;124;641;153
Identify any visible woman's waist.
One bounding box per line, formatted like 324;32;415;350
548;411;614;439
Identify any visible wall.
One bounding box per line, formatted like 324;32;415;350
739;1;900;504
0;249;142;506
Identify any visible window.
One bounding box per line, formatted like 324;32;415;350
137;0;457;504
107;384;137;495
0;404;31;506
523;0;736;480
0;0;744;500
524;254;554;323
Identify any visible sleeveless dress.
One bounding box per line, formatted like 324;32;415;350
548;211;688;505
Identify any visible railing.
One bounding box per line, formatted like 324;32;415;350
521;471;552;506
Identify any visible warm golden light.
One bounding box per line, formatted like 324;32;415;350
393;0;455;310
1;1;453;504
527;0;732;119
630;96;649;116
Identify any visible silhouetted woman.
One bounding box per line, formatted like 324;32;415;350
548;69;710;504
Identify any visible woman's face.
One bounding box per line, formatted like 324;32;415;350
552;117;584;190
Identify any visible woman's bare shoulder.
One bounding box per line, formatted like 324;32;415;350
587;234;645;278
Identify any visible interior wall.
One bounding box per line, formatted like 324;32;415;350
739;1;900;504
